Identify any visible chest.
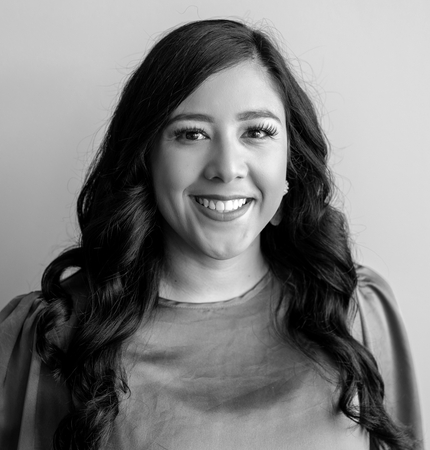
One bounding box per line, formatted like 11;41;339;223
109;306;369;450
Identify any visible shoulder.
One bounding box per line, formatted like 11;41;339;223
354;265;401;347
0;289;76;448
0;292;46;394
0;293;44;447
356;264;398;310
353;264;410;363
0;292;44;355
0;270;88;355
356;265;397;309
0;291;44;322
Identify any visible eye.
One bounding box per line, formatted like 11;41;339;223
174;127;208;141
243;123;278;139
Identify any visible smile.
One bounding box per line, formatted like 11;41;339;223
195;197;249;212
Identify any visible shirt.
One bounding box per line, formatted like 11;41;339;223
0;266;423;449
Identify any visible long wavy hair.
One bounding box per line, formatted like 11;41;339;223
36;19;415;450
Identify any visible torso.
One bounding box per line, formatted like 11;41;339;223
108;273;368;449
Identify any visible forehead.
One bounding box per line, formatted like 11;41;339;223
171;61;285;121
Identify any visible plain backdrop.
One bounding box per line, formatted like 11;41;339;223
1;0;429;442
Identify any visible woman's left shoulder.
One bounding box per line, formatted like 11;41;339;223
353;265;424;447
353;266;417;361
353;264;413;372
353;265;404;341
355;265;399;312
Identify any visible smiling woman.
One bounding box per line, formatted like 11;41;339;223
0;19;423;450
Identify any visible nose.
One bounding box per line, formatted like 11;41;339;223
203;134;248;183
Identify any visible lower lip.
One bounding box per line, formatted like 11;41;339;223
192;198;252;222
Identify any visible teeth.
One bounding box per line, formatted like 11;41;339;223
196;197;248;212
216;201;224;212
224;200;233;212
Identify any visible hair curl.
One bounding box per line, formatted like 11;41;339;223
36;19;415;449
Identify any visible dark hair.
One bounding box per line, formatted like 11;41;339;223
36;19;414;449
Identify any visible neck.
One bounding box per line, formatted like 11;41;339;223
158;241;268;303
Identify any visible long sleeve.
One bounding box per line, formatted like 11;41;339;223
0;293;70;450
354;266;424;448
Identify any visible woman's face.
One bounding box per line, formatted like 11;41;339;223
152;61;288;263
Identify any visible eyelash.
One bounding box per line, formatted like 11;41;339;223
173;123;278;140
246;123;278;138
173;127;207;140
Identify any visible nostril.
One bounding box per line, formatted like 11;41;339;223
203;152;248;182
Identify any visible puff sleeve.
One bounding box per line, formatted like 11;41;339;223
353;266;424;448
0;293;70;450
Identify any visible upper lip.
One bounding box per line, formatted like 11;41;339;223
192;194;252;201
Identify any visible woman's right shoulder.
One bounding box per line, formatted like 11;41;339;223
0;277;86;449
0;292;44;324
0;292;45;356
0;270;89;354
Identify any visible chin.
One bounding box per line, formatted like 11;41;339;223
202;239;258;261
205;250;241;261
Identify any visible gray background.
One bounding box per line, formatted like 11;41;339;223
1;0;428;441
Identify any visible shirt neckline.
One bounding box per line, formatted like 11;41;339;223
157;271;272;310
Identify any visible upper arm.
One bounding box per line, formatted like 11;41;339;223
354;266;423;446
0;293;71;449
0;293;44;449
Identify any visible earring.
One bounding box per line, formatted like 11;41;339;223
283;180;289;195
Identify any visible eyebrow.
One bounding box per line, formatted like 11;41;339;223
166;109;282;126
166;113;213;126
237;110;282;124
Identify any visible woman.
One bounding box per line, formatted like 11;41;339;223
0;19;422;450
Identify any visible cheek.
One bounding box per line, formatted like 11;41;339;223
152;152;183;199
257;155;288;204
153;149;202;194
